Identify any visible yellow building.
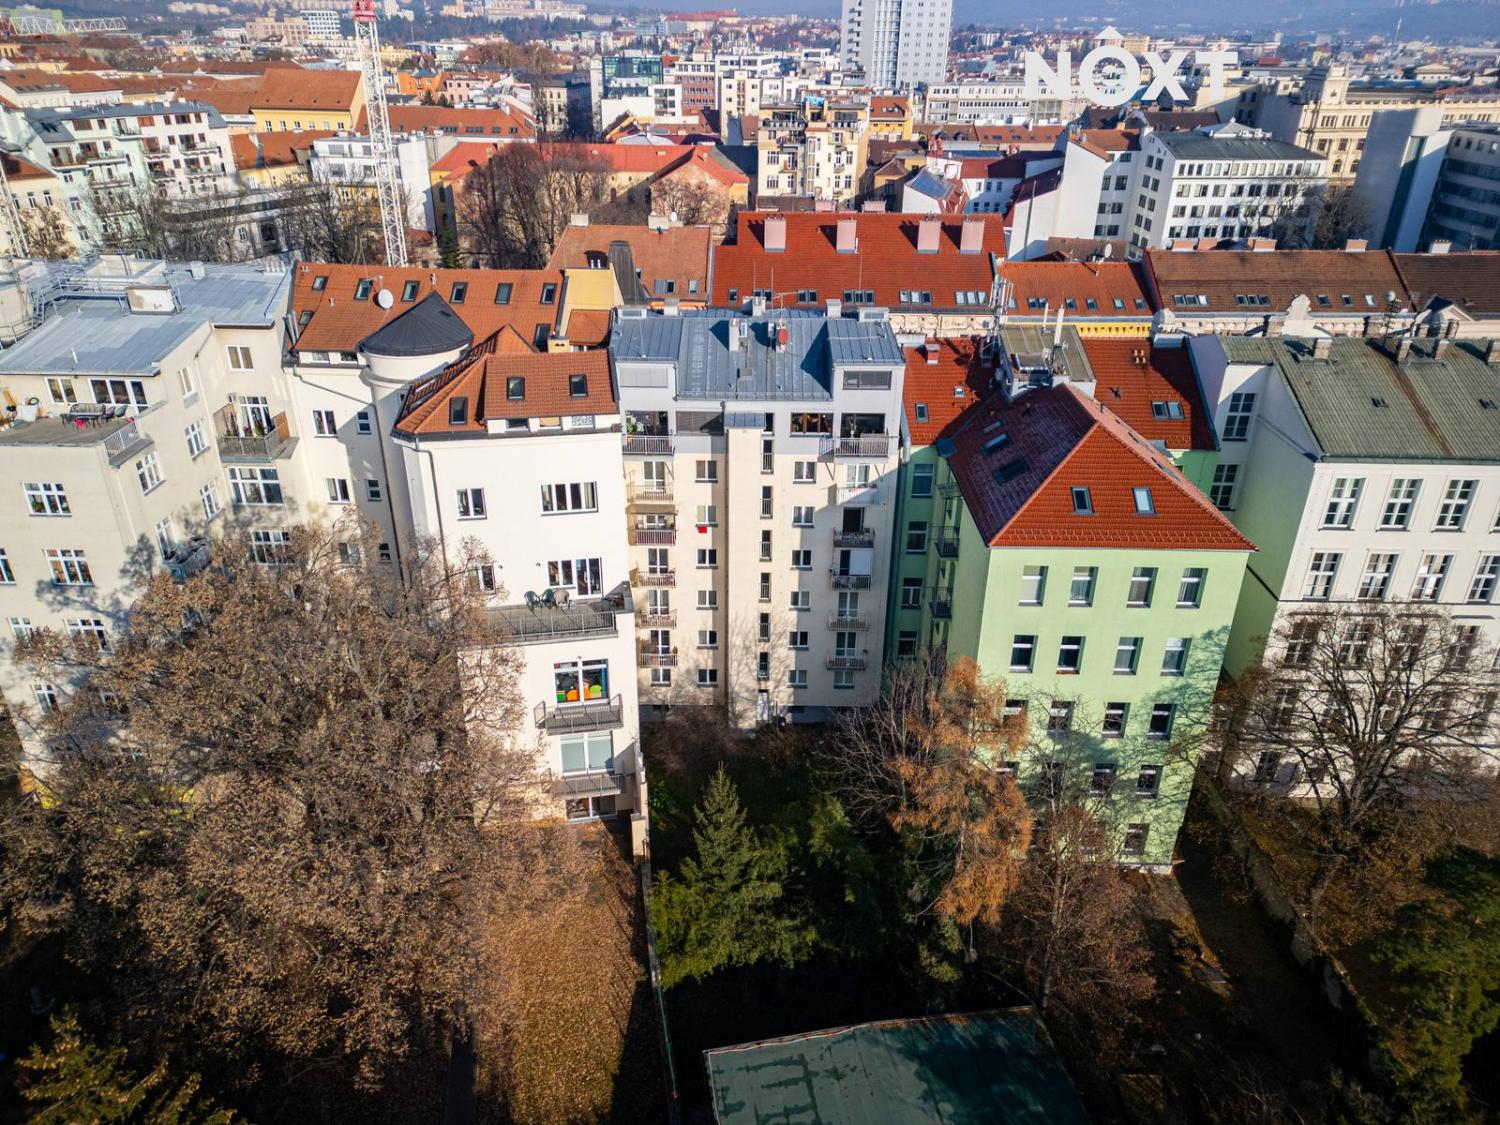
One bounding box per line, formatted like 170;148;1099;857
867;95;913;143
250;68;366;133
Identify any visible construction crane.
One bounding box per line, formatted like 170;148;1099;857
0;153;27;259
352;0;407;267
0;15;127;35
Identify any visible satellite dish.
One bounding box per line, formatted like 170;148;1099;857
669;210;678;223
375;288;394;309
1102;243;1114;259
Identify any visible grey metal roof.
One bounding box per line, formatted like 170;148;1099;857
26;101;229;131
360;292;472;357
1222;336;1500;462
1152;132;1321;162
611;309;902;401
0;262;290;378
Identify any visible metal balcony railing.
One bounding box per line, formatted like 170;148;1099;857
630;525;677;546
821;434;894;459
627;482;674;506
833;529;874;549
214;407;294;461
633;568;676;588
637;609;676;627
828;613;868;630
934;528;960;558
929;587;954;619
534;694;624;733
830;572;873;590
826;655;867;671
490;590;627;645
623;433;673;455
639;647;677;668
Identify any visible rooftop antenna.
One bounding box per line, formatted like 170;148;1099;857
353;0;408;267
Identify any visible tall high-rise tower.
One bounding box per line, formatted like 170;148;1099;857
840;0;951;90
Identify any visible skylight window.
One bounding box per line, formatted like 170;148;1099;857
1071;486;1093;514
981;432;1010;455
354;278;373;301
1133;487;1155;514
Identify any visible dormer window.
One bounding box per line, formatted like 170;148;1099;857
1072;486;1093;514
450;282;467;304
569;373;588;398
448;397;468;426
1150;401;1184;420
507;376;525;400
1133;487;1155;514
354;278;373;301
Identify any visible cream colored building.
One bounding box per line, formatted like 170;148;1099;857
756;95;869;203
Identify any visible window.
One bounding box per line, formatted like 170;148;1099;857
788;669;808;688
1127;567;1156;607
1010;635;1036;673
1132;487;1155;514
66;617;108;650
0;549;12;584
1449;625;1482;670
224;345;254;372
1047;700;1074;737
9;615;32;639
896;631;918;658
759;573;771;601
356;411;372;435
788;630;809;650
792;506;813;527
760;530;772;561
540;482;597;513
697;590;718;609
1069;567;1096;606
228;466;282;507
789;590;810;611
911;464;935;498
353;279;373;300
1122;824;1149;857
1019;565;1047;605
401;279;419;302
1103;702;1129;738
569;373;588;398
1147;703;1175;740
1071;486;1093;514
560;731;614;775
313;408;336;436
326;477;351;504
134;451;166;495
1136;765;1160;797
44;547;92;586
32;683;58;715
25;482;70;516
547;558;603;595
250;529;289;565
697;629;718;649
1411;554;1452;601
1381;479;1420;529
46;377;76;404
1209;463;1238;510
696;548;718;569
1115;636;1141;674
697;668;718;687
457;488;486;519
494;282;512;305
1324;477;1363;527
185;419;207;458
833;669;856;690
1305;552;1340;599
1057;635;1084;673
1172;567;1205;609
1339;622;1372;665
1284;619;1319;667
791;549;812;569
1151;400;1185;420
695;504;718;527
1435;479;1477;529
1470;555;1500;604
899;577;923;609
554;657;609;703
1089;763;1116;795
1358;553;1398;600
1222;392;1255;440
449;282;467;304
1161;637;1189;676
506;376;525;401
90;378;148;409
540;283;557;304
905;521;929;553
793;461;817;483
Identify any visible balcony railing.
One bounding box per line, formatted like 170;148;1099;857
834;483;883;506
833;529;874;549
828;613;868;630
630;525;677;546
934;528;960;558
214;407;295;461
929;587;954;619
627;482;674;506
830;572;873;590
639;647;678;668
633;568;676;588
102;419;152;465
638;608;676;627
821;434;894;459
826;655;867;671
490;588;628;646
534;694;624;733
623;433;673;455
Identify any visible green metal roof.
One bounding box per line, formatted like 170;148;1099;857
1221;336;1500;462
704;1009;1091;1124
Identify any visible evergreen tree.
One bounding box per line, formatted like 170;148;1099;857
437;226;462;269
651;767;810;987
20;1011;234;1124
1372;850;1500;1121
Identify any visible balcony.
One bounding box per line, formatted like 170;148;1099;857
164;535;211;581
551;769;627;801
490;585;629;646
830;572;873;590
633;568;676;588
627;482;674;507
834;483;883;506
214;407;296;461
828;613;868;630
103;418;153;466
630;523;677;546
826;655;867;671
623;433;673;455
833;529;874;549
534;694;624;733
929;587;954;619
934;528;960;559
639;646;678;668
821;434;894;459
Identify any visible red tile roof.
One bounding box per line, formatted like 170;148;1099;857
1003;261;1152;316
711;211;1004;310
946;383;1254;551
230;129;332;171
289;262;566;355
250;67;363;112
869;96;909;119
394;349;614;437
1391;252;1500;317
386;104;535;139
547;223;713;301
919;124;1063;149
2;152;54;182
1143;248;1409;314
903;339;994;445
1078;338;1216;452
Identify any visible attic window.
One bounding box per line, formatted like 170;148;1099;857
994;459;1028;486
1071;486;1093;514
569;373;588;398
981;432;1010;455
354;278;373;301
1085;298;1099;310
1371;396;1388;408
1134;299;1147;310
914;403;929;423
1316;294;1331;306
953;385;966;399
450;282;468;304
1064;297;1077;310
297;310;312;326
1341;294;1353;306
448;397;468;426
540;283;557;304
1026;297;1043;310
1113;298;1125;310
495;282;513;305
1481;399;1498;411
1150;401;1184;420
1133;486;1155;514
311;275;328;291
507;377;525;400
402;280;419;302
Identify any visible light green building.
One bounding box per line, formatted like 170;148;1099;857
893;372;1253;868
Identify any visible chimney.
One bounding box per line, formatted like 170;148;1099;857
1249;237;1277;251
917;217;941;254
825;297;842;318
1344;238;1367;252
836;217;857;254
569;212;589;227
861;199;887;212
814;199;836;212
1430;239;1452;254
1312;336;1332;360
1485;339;1500;366
1394;337;1413;363
924;339;940;364
764;213;787;253
960;216;984;255
1434;338;1452;361
751;294;767;317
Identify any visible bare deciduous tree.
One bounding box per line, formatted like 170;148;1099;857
280;172;384;265
648;175;729;231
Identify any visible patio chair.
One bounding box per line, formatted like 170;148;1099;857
553;588;571;608
524;590;540;608
541;588;557;609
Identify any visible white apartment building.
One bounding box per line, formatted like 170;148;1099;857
919;80;1076;126
1186;333;1500;696
840;0;951;90
757;96;868;203
610;306;906;727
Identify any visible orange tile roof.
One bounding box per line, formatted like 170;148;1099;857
1003;261;1152;316
1078;338;1216;451
547;223;713;299
231;129;332;170
947;383;1254;551
250;67;362;112
869;95;909;118
919;124;1063;148
289;262;566;355
712;211;1004;311
903;339;993;445
1143;248;1408;314
2;152;54;182
394;349;615;437
1391;252;1500;317
560;308;611;346
386;104;535;139
1070;128;1141;157
174;82;260;116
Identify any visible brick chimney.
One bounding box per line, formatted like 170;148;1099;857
917;216;941;254
960;216;984;255
764;213;787;253
1344;238;1367;252
836;217;857;254
1434;338;1452;361
1485;339;1500;366
861;199;888;212
1312;336;1332;360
